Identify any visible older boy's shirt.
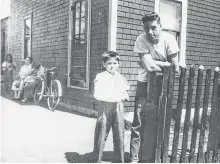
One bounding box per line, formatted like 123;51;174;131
94;71;130;102
134;31;180;82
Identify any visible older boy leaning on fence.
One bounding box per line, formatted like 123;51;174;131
130;12;180;163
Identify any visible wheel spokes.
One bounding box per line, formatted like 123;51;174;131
49;87;58;109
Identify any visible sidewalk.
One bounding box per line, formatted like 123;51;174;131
1;96;133;163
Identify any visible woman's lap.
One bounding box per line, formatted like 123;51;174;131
23;79;41;99
12;79;21;91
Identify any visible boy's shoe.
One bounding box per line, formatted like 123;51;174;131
130;160;138;163
21;98;28;103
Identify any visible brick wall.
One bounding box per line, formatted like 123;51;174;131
8;0;109;110
116;0;155;112
186;0;220;68
116;0;220;111
1;17;9;62
8;0;220;112
172;0;220;108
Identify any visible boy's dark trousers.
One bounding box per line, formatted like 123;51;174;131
93;100;124;163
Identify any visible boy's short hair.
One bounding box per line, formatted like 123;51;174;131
102;51;120;63
142;11;161;24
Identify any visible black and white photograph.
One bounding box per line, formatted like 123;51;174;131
1;0;220;163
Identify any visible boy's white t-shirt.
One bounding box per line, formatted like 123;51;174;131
93;71;130;102
134;31;180;82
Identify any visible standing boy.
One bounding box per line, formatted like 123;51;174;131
93;51;130;163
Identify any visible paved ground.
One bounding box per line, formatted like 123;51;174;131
1;96;133;163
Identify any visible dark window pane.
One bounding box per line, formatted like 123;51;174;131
25;18;31;35
70;50;87;87
74;34;80;46
80;35;85;44
81;18;85;34
24;38;30;58
81;1;86;17
75;2;80;19
70;79;86;88
72;56;85;66
75;19;80;35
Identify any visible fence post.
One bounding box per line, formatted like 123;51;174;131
189;65;204;163
155;67;169;163
198;68;212;163
162;67;175;163
171;67;186;163
140;71;162;162
180;65;196;163
217;71;220;163
206;67;220;162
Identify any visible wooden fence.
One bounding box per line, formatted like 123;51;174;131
145;65;220;163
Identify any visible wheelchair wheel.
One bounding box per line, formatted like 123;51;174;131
34;79;44;104
47;80;62;111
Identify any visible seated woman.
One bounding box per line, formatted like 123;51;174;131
21;61;45;103
11;57;33;100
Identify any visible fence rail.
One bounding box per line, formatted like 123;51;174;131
144;65;220;163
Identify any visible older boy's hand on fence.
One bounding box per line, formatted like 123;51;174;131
173;63;180;73
163;61;171;67
121;93;129;102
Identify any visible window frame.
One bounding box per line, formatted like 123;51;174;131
155;0;187;68
67;0;91;90
22;13;32;60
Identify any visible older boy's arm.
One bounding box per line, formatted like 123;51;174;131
139;53;171;72
139;53;161;72
154;60;171;67
168;53;179;72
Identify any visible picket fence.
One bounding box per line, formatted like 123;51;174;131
147;65;220;163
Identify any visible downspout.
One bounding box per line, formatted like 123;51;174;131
108;0;118;51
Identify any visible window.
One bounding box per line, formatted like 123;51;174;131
23;15;32;59
1;29;7;62
68;0;91;90
155;0;187;67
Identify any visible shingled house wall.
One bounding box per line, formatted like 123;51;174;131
8;0;109;110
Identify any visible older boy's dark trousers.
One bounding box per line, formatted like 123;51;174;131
93;101;124;163
130;81;148;162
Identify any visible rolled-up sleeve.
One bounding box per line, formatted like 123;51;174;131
134;35;150;54
167;34;180;55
